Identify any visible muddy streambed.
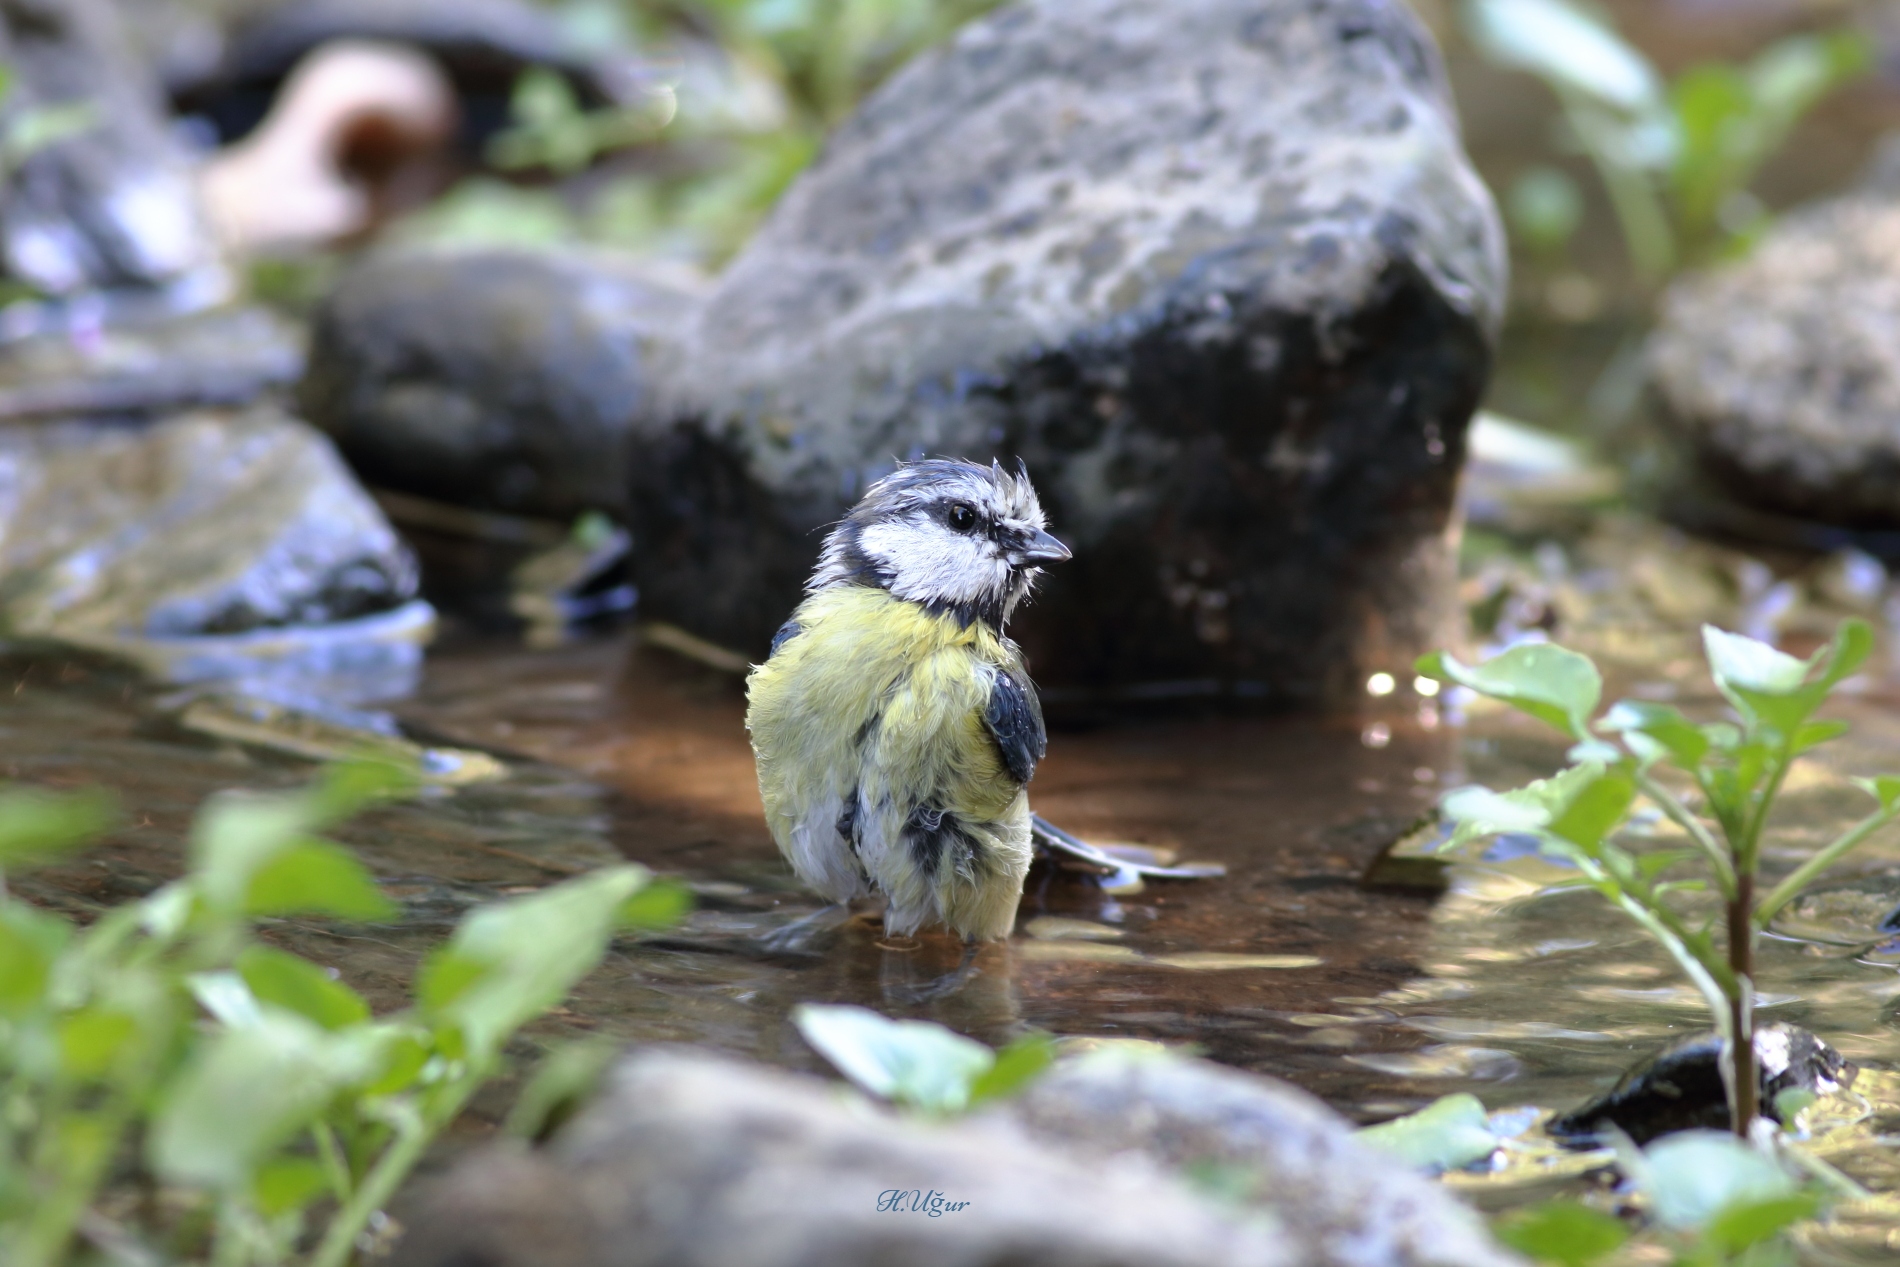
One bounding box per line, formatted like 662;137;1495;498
9;614;1900;1259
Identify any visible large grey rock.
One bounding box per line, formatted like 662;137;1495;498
633;0;1504;702
0;406;418;641
391;1047;1522;1267
299;248;697;520
0;0;225;298
1651;191;1900;527
391;1048;1297;1267
1011;1051;1521;1267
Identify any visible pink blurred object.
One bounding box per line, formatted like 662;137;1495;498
199;39;456;253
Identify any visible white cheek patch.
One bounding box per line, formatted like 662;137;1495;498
859;516;1010;609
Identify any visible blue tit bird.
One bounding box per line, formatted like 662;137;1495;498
745;457;1071;942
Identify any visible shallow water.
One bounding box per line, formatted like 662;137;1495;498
9;596;1900;1249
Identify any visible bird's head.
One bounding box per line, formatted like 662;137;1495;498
810;458;1071;628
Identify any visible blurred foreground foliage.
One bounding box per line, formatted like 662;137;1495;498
0;758;688;1267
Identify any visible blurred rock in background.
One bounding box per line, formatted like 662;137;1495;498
1651;145;1900;532
0;0;227;307
300;246;697;520
0;407;429;699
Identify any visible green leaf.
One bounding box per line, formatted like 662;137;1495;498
189;971;264;1029
1599;700;1709;768
149;1011;391;1190
416;948;490;1012
968;1032;1056;1106
1704;625;1808;695
0;786;115;869
190;790;319;910
362;1029;432;1097
1772;1087;1816;1122
237;946;370;1031
244;840;396;922
619;878;693;931
1855;775;1900;814
1440;763;1619;852
308;755;418;829
1419;643;1601;738
1547;770;1635;851
423;866;651;1060
1792;719;1850;755
1466;0;1663;111
503;1037;620;1141
254;1156;329;1218
1703;621;1870;740
1749;30;1872;125
57;1008;138;1080
1705;1191;1821;1253
1357;1093;1499;1172
0;902;69;1015
1634;849;1698;880
1493;1199;1628;1267
793;1004;995;1115
1635;1130;1798;1229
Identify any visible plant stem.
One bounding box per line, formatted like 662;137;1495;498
1636;773;1735;896
1558;90;1676;286
307;1075;481;1267
1755;809;1896;928
312;1121;352;1201
1728;871;1756;1138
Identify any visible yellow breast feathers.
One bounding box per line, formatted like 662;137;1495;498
744;585;1040;940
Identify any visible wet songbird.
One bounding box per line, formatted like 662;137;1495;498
745;458;1071;942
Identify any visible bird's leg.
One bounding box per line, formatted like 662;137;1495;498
759;901;856;954
880;936;984;1004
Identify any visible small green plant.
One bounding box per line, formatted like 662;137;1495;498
793;1004;1054;1114
1496;1130;1819;1266
1467;0;1870;285
0;758;689;1267
1366;1099;1826;1264
1419;619;1894;1138
0;64;97;183
487;66;673;176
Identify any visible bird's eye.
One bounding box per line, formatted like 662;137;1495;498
947;502;979;532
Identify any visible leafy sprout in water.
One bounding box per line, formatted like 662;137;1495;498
0;754;691;1267
1368;1101;1830;1264
1418;618;1894;1143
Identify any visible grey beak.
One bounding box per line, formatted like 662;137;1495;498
1016;529;1072;565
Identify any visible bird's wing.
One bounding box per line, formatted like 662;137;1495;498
768;619;802;657
983;660;1046;785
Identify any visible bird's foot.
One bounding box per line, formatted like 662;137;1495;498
758;902;858;956
879;937;983;1004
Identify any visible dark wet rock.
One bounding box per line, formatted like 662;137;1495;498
1650;190;1900;528
170;0;642;149
0;305;301;419
0;0;225;298
299;248;697;520
1547;1024;1858;1146
0;405;421;647
628;0;1504;701
391;1047;1300;1267
1007;1049;1519;1267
